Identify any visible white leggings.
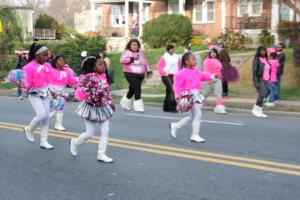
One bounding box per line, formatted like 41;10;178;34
203;80;223;105
176;103;202;135
28;95;50;139
75;120;110;154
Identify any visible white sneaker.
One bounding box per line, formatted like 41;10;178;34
133;99;145;112
70;138;78;156
120;95;132;111
190;135;206;143
97;154;114;163
251;105;261;117
19;96;23;100
258;107;267;118
214;105;227;114
264;102;275;107
170;123;178;138
40;139;54;150
24;126;35;143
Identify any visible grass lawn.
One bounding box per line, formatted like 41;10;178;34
0;82;16;90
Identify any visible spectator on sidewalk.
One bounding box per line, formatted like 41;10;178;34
218;42;239;98
252;47;270;118
157;44;181;113
15;51;28;100
275;43;286;100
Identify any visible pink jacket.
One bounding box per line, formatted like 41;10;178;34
156;53;181;76
260;58;271;81
269;59;280;83
120;50;151;74
50;65;78;87
203;58;223;79
174;67;213;97
23;61;52;91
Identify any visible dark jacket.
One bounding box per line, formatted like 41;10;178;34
276;52;285;76
252;58;270;87
15;59;27;69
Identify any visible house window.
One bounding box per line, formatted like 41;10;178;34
168;0;179;14
238;0;262;17
111;5;125;27
193;0;215;23
279;3;291;22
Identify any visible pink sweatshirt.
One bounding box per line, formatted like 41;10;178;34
173;67;213;97
50;65;78;87
156;53;181;77
260;58;271;81
23;61;52;91
203;58;223;79
120;50;151;74
269;59;280;83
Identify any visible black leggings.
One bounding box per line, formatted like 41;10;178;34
256;81;269;107
222;81;228;96
124;72;145;100
162;75;177;112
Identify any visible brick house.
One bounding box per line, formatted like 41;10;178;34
86;0;300;42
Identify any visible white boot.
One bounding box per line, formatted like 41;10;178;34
97;139;113;163
49;111;56;119
170;123;178;138
214;105;227;114
259;107;267;118
264;102;275;107
40;137;54;149
24;126;35;143
190;120;205;143
70;138;78;156
55;112;66;131
133;99;145;112
120;95;132;111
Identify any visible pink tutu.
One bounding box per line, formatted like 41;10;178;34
222;66;239;82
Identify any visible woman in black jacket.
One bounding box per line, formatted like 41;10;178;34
252;47;271;118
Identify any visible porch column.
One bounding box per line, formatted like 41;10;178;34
179;0;185;15
91;1;96;32
271;0;280;42
221;0;226;33
125;0;129;38
139;0;143;38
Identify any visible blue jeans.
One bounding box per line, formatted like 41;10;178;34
267;83;277;103
274;75;281;101
17;86;22;96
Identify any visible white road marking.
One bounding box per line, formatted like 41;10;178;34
124;113;244;126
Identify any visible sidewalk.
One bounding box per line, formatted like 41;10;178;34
112;89;300;115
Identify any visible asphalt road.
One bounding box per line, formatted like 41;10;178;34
0;96;299;200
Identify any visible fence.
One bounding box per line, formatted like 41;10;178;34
34;28;56;40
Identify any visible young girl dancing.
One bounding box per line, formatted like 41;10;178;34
170;52;216;143
70;55;115;163
203;47;226;114
23;43;54;149
49;55;78;131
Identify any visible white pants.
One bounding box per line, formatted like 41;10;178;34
203;79;223;104
75;120;110;155
28;95;50;139
176;103;202;136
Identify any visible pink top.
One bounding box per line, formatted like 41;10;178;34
260;58;272;81
50;65;78;87
156;53;181;76
120;50;151;74
173;67;213;97
23;61;52;91
203;58;223;79
269;59;280;83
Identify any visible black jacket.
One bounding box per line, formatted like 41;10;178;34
276;52;285;76
252;58;270;87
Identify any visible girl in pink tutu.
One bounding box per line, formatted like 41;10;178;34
203;48;226;114
49;55;78;131
170;52;216;143
70;55;115;163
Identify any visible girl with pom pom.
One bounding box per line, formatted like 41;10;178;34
70;55;115;163
170;52;217;143
49;55;78;131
